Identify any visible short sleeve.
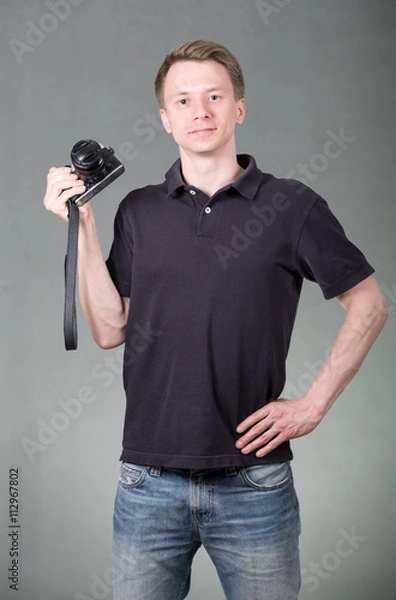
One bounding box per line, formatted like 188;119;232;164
295;196;375;299
106;202;133;298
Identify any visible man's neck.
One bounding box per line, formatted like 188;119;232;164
179;148;244;198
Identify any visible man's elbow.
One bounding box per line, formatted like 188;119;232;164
93;330;126;350
337;276;389;339
375;292;389;330
358;287;388;337
91;298;129;349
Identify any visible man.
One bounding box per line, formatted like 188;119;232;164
43;40;388;600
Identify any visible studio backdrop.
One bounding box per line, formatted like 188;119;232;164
1;1;395;599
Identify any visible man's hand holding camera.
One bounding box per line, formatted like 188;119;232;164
43;166;88;222
43;140;125;222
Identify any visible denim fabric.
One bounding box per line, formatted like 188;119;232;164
113;461;301;599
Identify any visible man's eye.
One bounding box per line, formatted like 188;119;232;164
179;99;188;105
210;95;219;101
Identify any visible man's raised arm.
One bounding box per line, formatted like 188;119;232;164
43;166;129;349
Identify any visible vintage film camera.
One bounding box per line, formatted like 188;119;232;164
69;139;125;206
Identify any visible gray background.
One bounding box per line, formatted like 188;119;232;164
1;0;395;598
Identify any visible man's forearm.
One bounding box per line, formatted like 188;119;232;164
301;277;388;421
77;209;129;348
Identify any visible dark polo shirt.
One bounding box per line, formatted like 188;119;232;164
106;154;374;469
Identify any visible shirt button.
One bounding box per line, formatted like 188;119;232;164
204;206;211;214
189;189;197;195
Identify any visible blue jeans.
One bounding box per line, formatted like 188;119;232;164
112;462;301;599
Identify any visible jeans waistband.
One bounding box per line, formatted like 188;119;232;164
148;466;238;478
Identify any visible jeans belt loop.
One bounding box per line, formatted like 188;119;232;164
225;467;237;477
149;466;162;477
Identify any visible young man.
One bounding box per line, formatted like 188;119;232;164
44;40;388;600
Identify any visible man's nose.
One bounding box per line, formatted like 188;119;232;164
193;101;210;119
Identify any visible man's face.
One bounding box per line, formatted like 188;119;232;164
159;60;246;157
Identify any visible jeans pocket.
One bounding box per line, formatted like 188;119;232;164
119;462;147;489
240;461;291;491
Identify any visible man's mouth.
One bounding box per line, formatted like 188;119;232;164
190;128;217;135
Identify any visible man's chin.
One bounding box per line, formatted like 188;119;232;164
182;140;225;156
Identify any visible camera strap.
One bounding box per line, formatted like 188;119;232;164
64;199;79;350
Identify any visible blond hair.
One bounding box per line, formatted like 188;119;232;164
154;40;245;108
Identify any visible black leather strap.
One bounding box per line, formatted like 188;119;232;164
64;199;79;350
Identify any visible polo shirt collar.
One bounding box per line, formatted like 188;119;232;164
165;154;263;200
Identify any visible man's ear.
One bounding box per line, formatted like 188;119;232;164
160;108;172;134
236;98;246;125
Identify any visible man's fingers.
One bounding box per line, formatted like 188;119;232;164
238;426;284;456
55;178;84;195
47;173;78;192
46;172;84;196
44;184;85;220
255;436;284;458
236;398;290;434
43;165;87;223
236;407;268;433
60;185;86;200
47;165;72;180
236;420;274;449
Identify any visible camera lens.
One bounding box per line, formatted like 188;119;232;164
71;139;106;181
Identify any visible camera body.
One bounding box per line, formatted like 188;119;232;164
69;139;125;206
